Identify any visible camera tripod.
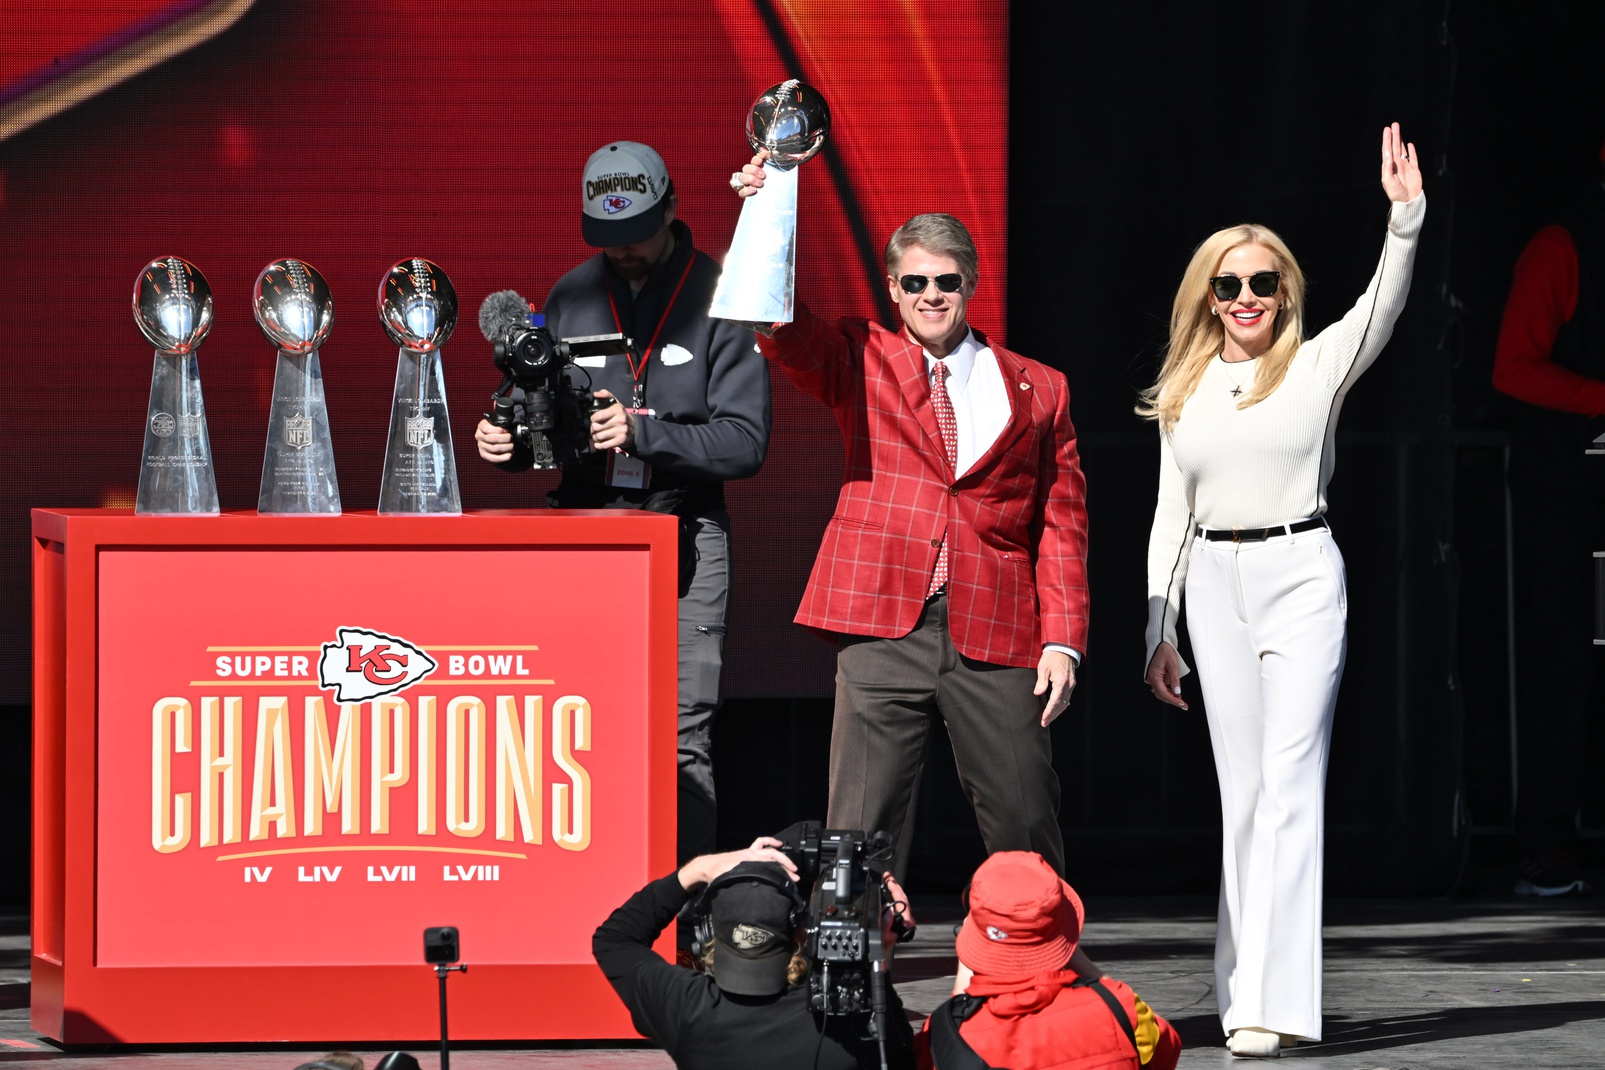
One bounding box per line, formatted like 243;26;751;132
434;960;467;1070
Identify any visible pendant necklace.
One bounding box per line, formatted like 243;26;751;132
1220;355;1255;397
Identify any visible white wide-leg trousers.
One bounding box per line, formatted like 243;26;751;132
1184;527;1347;1043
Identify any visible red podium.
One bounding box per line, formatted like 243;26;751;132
31;508;679;1044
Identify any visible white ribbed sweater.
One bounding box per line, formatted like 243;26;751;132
1144;194;1425;670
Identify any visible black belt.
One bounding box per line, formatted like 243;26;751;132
1200;517;1327;543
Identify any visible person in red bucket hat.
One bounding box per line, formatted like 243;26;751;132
917;852;1180;1070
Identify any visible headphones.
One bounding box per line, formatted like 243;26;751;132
689;864;808;960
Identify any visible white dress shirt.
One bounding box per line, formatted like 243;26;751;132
923;329;1011;478
922;328;1080;665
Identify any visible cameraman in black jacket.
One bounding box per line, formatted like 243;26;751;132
593;836;915;1070
475;141;771;867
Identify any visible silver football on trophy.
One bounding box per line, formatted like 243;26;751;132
133;256;214;355
253;258;334;354
746;79;830;172
377;258;458;353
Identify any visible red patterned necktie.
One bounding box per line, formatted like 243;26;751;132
928;360;958;597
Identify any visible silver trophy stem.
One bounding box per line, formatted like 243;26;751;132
378;347;461;515
258;348;341;515
710;164;798;325
136;349;220;515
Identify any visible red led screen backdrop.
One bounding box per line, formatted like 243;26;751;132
2;1;256;140
2;1;1010;700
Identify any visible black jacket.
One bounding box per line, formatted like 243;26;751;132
593;872;915;1070
499;220;772;513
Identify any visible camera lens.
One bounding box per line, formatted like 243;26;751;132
511;327;552;370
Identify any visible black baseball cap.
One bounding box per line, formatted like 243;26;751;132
709;862;797;996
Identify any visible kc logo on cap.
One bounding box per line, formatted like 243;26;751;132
581;141;672;248
730;923;774;950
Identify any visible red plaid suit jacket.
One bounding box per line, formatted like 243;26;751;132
760;306;1089;667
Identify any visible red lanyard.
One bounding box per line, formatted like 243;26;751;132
606;256;696;403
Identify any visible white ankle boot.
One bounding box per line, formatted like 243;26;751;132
1227;1027;1281;1058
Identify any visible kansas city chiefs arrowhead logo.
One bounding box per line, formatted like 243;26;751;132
318;626;438;703
730;923;774;950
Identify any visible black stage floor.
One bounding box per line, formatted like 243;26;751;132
1;895;1601;1067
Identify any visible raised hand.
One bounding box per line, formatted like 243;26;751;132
677;835;800;891
729;149;769;198
1381;122;1423;203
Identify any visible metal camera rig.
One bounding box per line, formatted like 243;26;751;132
775;820;914;1068
479;289;638;470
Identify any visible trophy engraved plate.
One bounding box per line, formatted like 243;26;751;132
377;258;461;516
710;80;831;326
133;256;220;515
254;258;341;514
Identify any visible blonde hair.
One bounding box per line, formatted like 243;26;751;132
1137;224;1307;430
701;945;810;989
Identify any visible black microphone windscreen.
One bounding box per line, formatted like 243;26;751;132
479;289;533;341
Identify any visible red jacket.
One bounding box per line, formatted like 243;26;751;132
1492;223;1605;416
914;975;1181;1070
759;306;1090;667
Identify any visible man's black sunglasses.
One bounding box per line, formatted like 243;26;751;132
898;273;965;294
1209;271;1281;302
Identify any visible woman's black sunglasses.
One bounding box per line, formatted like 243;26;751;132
1209;270;1281;301
898;273;965;294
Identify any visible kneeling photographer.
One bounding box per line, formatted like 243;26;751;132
592;827;916;1070
919;852;1180;1070
473;140;771;868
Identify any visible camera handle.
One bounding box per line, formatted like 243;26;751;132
434;962;467;1070
862;852;892;1070
486;375;521;435
870;957;890;1070
487;372;522;424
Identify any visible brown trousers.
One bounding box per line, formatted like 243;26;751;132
826;593;1066;880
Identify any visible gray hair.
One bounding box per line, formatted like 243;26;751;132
884;213;979;284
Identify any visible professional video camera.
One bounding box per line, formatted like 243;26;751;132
774;821;914;1033
478;289;637;470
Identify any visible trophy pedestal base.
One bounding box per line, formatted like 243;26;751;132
259;349;341;515
378;348;461;516
136;350;219;516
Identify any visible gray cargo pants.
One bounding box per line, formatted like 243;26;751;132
677;508;730;862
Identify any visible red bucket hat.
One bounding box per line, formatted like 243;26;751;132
955;851;1084;978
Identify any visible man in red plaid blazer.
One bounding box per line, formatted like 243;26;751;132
735;164;1089;877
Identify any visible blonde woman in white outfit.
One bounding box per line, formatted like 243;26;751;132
1140;123;1424;1059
